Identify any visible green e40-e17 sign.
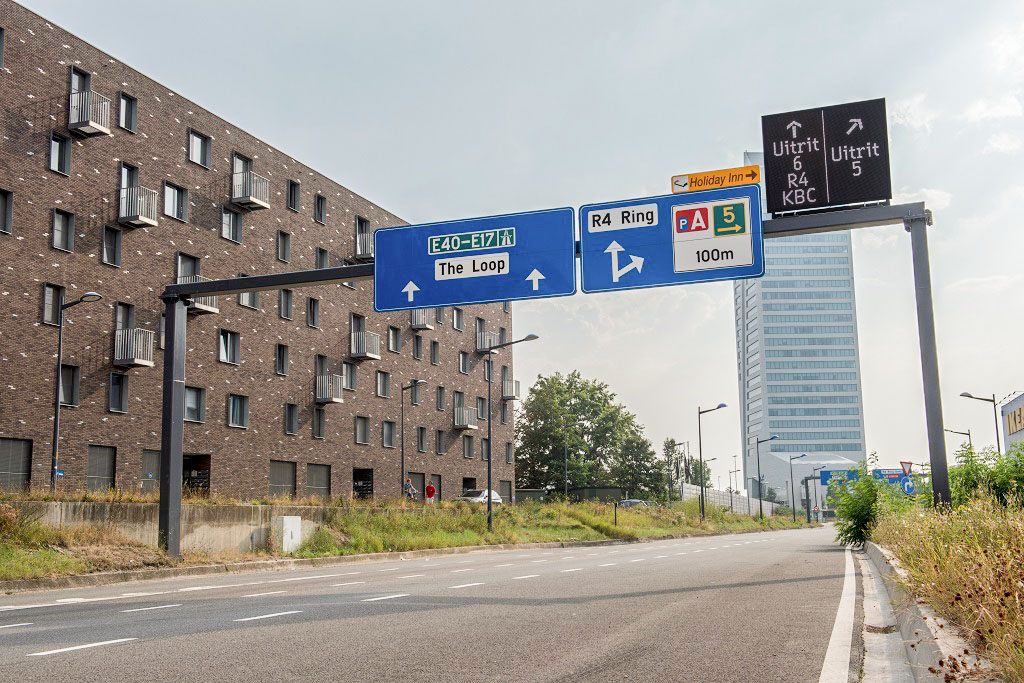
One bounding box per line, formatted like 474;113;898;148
428;228;515;255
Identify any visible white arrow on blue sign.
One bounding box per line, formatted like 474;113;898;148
373;207;576;312
578;185;765;294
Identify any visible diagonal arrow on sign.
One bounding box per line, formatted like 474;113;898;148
846;118;863;135
402;281;420;302
605;241;644;283
525;269;545;291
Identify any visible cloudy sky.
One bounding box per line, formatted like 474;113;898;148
25;0;1024;489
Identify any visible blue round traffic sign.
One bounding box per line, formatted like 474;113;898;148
901;478;915;496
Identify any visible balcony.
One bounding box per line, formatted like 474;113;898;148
350;331;381;360
118;186;159;228
315;374;344;404
355;231;374;260
68;90;111;136
501;379;520;401
453;406;479;430
230;171;271;210
410;309;433;330
476;331;502;353
176;275;219;315
113;328;155;368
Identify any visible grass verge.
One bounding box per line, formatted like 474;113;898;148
872;497;1024;681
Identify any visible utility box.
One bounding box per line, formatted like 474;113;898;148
272;515;302;553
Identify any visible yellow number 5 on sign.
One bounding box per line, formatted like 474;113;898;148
713;202;746;236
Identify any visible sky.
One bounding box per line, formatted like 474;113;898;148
23;0;1024;491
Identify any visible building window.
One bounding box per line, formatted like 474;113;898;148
187;129;211;167
436;386;445;411
462;434;474;459
500;401;509;424
388;326;401;352
59;364;80;406
312;407;326;439
275;344;289;375
218;329;240;364
499;327;507;344
119;93;137;132
505;443;514;464
413;335;423;360
279;289;293;320
101;226;122;266
417;427;428;453
435;307;444;325
459;351;469;374
453;308;464;330
184;386;205;422
382;421;396;448
52;209;74;251
163;182;188;221
87;445;116;491
314;194;326;224
269;460;296;498
221;210;244;244
238;275;259;309
43;283;64;325
436;430;446;454
484;359;492;381
376;370;391;398
355;416;370;444
503;301;510;314
411;381;422;405
307;463;330;498
0;188;11;234
287;180;300;211
277;231;291;262
49;132;71;175
306;297;320;328
284;403;299;435
431;340;440;365
342;362;356;390
0;437;32;492
477;397;487;420
109;373;127;413
481;438;490;461
316;247;329;269
114;302;134;332
227;394;249;428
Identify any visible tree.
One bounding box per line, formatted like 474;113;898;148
612;432;664;500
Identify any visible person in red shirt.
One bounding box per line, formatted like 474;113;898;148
425;481;436;504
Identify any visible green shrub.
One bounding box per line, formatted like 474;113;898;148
833;458;880;547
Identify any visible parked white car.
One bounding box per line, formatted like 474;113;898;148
455;489;503;505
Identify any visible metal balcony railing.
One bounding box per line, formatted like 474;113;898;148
231;171;271;210
69;90;111;135
113;328;155;368
453;406;479;430
315;374;344;404
176;274;219;314
356;231;374;259
501;379;520;400
410;309;433;330
350;331;381;360
118;186;159;227
476;330;502;353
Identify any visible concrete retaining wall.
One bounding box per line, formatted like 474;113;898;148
678;483;781;517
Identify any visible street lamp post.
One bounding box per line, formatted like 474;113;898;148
812;465;825;521
729;468;741;513
696;403;727;520
481;334;538;531
400;379;427;498
960;392;1001;454
788;454;807;522
754;435;779;520
50;291;103;492
944;427;972;448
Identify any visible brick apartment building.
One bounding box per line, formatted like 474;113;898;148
0;0;518;500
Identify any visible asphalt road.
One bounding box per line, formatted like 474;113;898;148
0;525;853;682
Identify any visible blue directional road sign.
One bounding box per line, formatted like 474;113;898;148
373;208;577;312
821;469;860;485
578;185;764;294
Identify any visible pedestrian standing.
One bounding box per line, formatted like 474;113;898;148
425;480;436;504
404;477;417;500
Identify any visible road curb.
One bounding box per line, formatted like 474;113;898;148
1;525;810;595
864;541;1001;682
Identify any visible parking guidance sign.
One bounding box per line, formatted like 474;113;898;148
373;207;576;312
579;185;764;294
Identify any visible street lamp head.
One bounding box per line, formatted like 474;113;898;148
959;392;974;399
523;334;539;341
79;292;103;303
769;434;779;440
413;379;426;386
792;453;807;460
716;402;727;409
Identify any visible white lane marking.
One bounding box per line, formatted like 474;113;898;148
693;549;704;553
233;610;302;622
817;547;855;683
375;568;400;573
55;596;123;604
0;622;32;629
0;604;55;612
654;555;667;559
119;604;181;613
512;575;539;580
120;592;167;597
530;559;548;563
331;581;365;587
362;594;409;602
266;573;347;583
449;583;484;589
599;563;617;567
493;563;514;568
675;552;688;556
587;553;598;556
456;560;474;564
560;568;583;573
451;568;474;573
333;571;362;577
628;558;645;563
243;591;286;597
27;638;138;657
398;575;424;579
709;547;719;550
178;582;262;592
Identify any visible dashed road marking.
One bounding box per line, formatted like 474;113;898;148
398;575;424;579
451;568;474;573
242;591;285;597
27;638;138;657
599;563;617;567
0;622;32;629
119;604;181;613
512;575;539;580
628;558;645;563
362;594;409;602
493;563;514;568
449;583;484;589
331;582;366;587
234;611;302;622
560;568;583;573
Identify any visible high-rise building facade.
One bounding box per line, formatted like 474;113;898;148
734;228;866;508
0;0;518;500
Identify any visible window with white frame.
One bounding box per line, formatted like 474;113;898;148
185;386;205;422
382;420;396;448
164;182;188;221
187;129;211;167
218;329;240;364
355;416;370;444
52;209;74;251
227;394;249;428
376;371;391;398
221;209;242;243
